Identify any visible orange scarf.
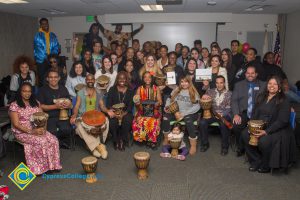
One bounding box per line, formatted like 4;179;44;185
39;28;50;55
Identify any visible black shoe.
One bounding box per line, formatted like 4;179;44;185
258;167;271;173
221;148;228;156
118;141;125;151
236;149;245;157
113;142;118;150
60;142;71;149
150;142;157;150
200;143;209;152
248;166;258;172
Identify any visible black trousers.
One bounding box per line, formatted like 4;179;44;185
47;117;72;145
198;116;230;149
242;129;272;169
161;112;199;139
109;113;133;143
232;112;249;151
36;61;49;87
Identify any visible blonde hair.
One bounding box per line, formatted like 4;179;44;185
171;76;199;103
139;54;162;78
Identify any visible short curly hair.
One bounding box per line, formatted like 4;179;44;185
12;55;35;74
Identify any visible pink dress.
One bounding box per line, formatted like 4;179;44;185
9;102;62;175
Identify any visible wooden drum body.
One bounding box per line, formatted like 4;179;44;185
248;120;265;146
96;75;110;90
169;138;182;157
133;152;150;180
199;98;212;119
53;98;70;120
31;112;49;129
168;101;183;121
112;103;125;126
81;156;98;183
154;74;166;86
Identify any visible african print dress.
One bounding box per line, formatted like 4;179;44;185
132;85;161;143
9;102;62;175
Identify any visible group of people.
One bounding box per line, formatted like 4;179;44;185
6;16;298;175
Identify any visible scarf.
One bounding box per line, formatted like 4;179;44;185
39;28;50;55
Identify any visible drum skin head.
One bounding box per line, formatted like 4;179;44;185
134;152;150;160
81;156;97;164
82;110;106;126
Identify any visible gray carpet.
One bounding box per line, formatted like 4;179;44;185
1;134;300;200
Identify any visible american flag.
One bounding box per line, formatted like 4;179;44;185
274;31;281;66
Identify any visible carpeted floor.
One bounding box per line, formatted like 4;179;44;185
1;133;300;200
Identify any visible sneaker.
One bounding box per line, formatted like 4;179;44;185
160;152;171;158
176;155;186;161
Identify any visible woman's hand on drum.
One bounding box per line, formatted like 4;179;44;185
62;100;71;109
201;94;211;100
158;85;166;91
164;106;170;113
70;115;76;124
253;130;267;138
107;109;116;118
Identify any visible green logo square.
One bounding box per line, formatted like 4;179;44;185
8;162;36;190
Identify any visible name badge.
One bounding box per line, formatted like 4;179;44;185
254;87;259;90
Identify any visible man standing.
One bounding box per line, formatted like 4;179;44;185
70;74;109;159
231;66;265;156
94;16;144;48
37;69;72;149
34;18;60;86
231;40;245;73
198;75;232;156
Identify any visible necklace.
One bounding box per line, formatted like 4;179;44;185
87;89;95;105
118;87;127;103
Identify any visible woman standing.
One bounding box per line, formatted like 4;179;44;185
242;76;297;173
95;56;117;91
124;60;140;91
157;45;169;69
221;48;236;91
162;76;201;155
132;72;162;149
190;48;205;69
184;58;205;96
139;54;162;79
8;55;36;104
65;61;86;99
47;54;67;85
104;72;134;151
9;82;62;175
201;47;210;68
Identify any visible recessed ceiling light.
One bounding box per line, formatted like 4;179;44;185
207;1;217;6
0;0;28;4
141;4;163;11
40;9;66;15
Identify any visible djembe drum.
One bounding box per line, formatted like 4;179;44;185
53;98;71;120
163;66;174;73
167;101;183;121
74;83;85;93
248;120;265;146
112;103;125;126
154;73;166;86
133;152;150;180
81;110;106;137
31;112;49;129
169;138;182;157
141;100;156;117
96;75;110;90
199;98;212;119
81;156;98;183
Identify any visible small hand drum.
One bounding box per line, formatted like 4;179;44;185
81;156;98;183
169;138;182;157
30;112;49;128
199;98;212;119
141;100;156;117
53;98;70;120
133;152;150;180
81;110;106;137
163;66;175;73
154;73;166;86
112;103;126;126
74;83;86;93
168;101;183;121
96;75;110;90
248;120;265;146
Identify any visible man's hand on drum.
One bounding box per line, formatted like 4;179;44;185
253;130;267;138
62;100;72;109
233;114;242;125
70;115;76;124
107;109;116;118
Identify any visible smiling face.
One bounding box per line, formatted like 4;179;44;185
187;60;196;72
180;78;190;89
216;77;225;91
168;53;177;65
126;48;134;59
172;126;181;135
117;73;127;87
93;42;102;54
146;55;155;68
19;63;29;75
245;66;257;82
221;51;229;63
246;49;256;62
116;46;123;57
181;48;189;58
201;48;209;59
160;47;168;58
267;78;279;95
125;61;134;73
74;63;83;76
210;56;220;68
143;72;152;85
47;71;60;88
191;50;199;60
84;51;92;61
86;74;95;88
211;47;219;56
103;58;112;71
21;84;32;101
40;19;49;32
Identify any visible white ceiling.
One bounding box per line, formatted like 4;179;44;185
0;0;299;17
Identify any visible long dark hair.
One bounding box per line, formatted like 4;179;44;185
255;76;285;107
16;82;39;108
221;48;233;70
101;55;113;74
185;58;198;74
69;61;87;78
142;71;155;87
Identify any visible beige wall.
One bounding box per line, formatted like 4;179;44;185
0;12;37;78
284;11;300;84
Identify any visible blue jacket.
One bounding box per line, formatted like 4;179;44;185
34;31;59;63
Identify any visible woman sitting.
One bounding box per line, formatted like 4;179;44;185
132;72;162;149
8;55;36;104
104;72;134;151
242;76;297;173
162;76;200;155
65;61;86;99
9;82;62;175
